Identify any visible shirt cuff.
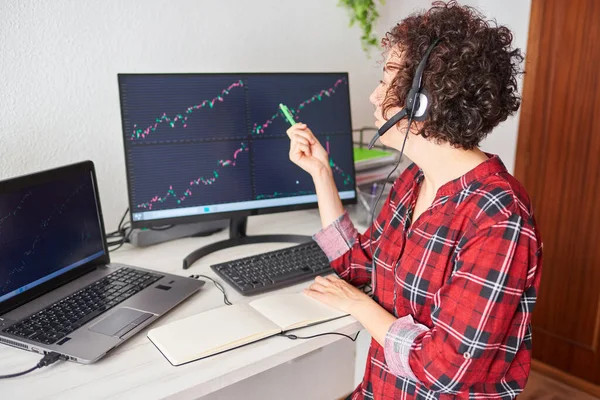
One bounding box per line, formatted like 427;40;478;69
312;211;358;261
384;314;429;381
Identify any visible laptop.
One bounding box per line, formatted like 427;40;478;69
0;161;204;364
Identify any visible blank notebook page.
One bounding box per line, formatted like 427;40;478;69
249;293;347;331
147;303;280;365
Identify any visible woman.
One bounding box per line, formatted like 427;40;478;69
286;1;542;399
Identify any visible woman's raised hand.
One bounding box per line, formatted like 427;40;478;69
286;123;330;177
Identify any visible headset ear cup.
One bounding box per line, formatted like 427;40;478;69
405;88;419;113
412;88;431;122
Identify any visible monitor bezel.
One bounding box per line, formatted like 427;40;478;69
0;161;110;315
117;72;357;229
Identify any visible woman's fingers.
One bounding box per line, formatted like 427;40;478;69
308;282;328;293
292;130;316;145
288;128;313;160
310;277;338;291
304;288;329;304
286;123;307;138
290;136;311;156
292;134;310;147
315;275;331;286
295;142;311;156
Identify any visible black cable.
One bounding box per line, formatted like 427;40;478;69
106;208;129;237
189;274;232;306
184;278;360;342
118;208;129;229
106;239;125;246
186;274;360;343
107;226;132;253
368;113;414;293
107;209;133;253
107;236;127;252
108;242;125;252
107;241;126;252
150;225;174;231
106;231;123;238
0;351;62;379
368;150;406;268
0;365;38;379
110;220;131;236
279;330;361;342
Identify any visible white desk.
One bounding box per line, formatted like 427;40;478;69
0;210;366;400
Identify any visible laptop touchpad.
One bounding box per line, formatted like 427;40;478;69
90;307;153;337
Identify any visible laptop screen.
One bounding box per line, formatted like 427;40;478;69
0;169;105;304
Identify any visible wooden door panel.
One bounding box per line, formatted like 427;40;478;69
515;0;600;384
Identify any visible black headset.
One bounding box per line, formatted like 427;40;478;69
368;38;441;149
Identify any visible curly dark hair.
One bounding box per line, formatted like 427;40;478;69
381;0;524;150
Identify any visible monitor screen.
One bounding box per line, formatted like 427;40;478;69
0;169;105;304
118;73;356;227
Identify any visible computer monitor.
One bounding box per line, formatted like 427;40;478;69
117;73;356;268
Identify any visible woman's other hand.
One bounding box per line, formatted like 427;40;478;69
304;275;371;314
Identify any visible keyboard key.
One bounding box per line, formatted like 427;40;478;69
269;269;307;283
238;283;253;291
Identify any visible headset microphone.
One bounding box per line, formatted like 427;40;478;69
368;109;407;149
368;38;441;150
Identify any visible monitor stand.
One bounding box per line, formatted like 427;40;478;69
182;217;312;269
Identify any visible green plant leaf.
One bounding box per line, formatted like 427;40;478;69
337;0;385;57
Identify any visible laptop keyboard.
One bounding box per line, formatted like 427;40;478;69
2;267;163;345
211;241;332;296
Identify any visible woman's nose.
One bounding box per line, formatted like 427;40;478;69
369;86;379;106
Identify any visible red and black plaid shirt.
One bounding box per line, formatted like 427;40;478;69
314;155;542;399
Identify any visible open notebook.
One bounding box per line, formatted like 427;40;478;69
147;292;348;366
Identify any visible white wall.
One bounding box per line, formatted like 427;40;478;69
470;0;532;173
0;0;531;229
0;0;383;231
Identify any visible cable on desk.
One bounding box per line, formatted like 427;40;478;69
107;210;133;253
106;208;129;238
186;274;371;309
0;351;62;379
106;207;133;253
186;275;362;342
279;331;361;342
189;274;232;306
149;225;174;231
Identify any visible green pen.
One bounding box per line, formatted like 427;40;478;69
279;103;297;126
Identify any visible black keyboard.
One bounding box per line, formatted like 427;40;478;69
3;267;163;345
211;241;332;296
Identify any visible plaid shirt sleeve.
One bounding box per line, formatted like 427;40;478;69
384;211;540;394
312;182;398;287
